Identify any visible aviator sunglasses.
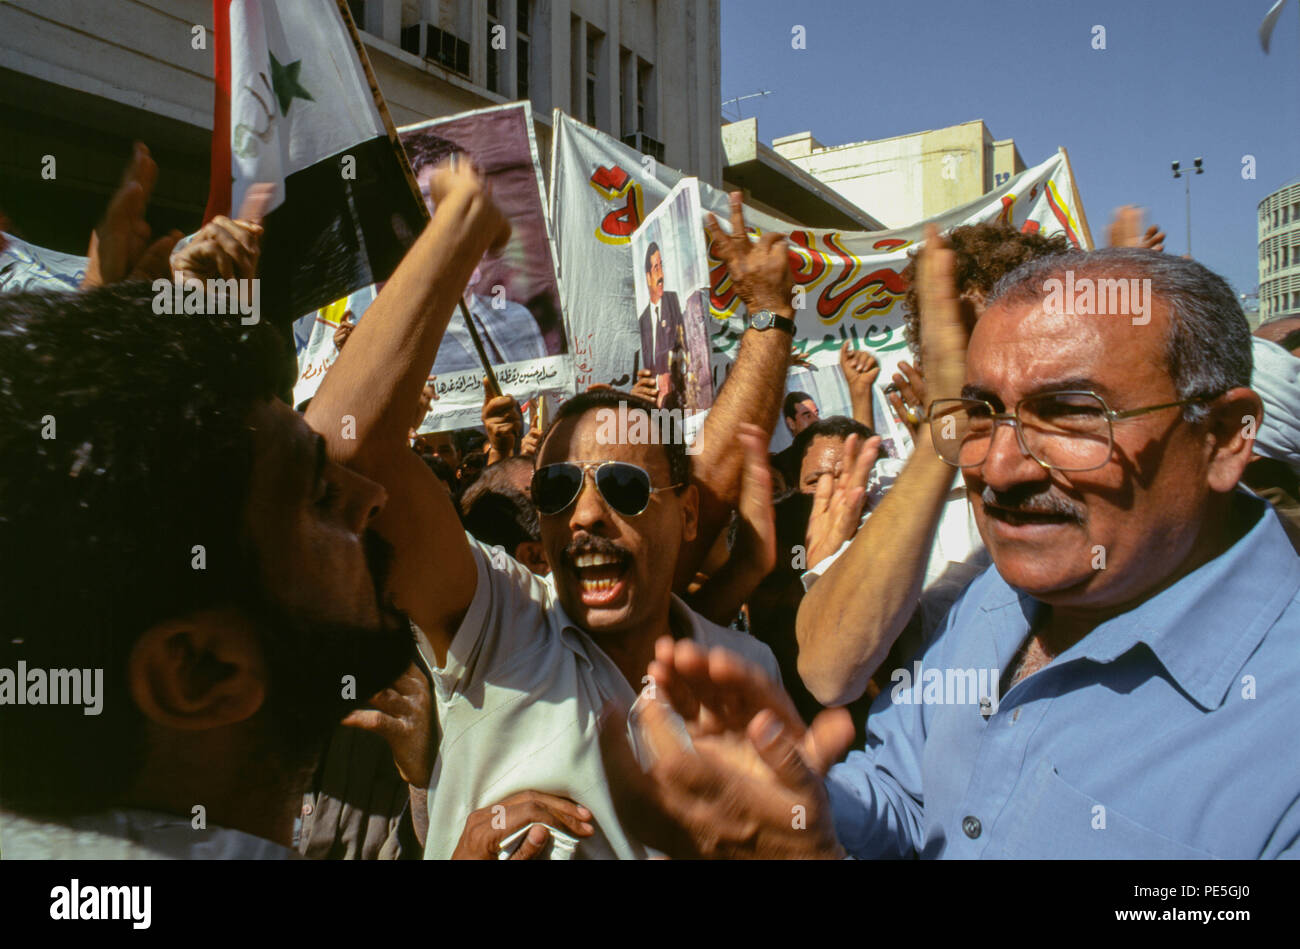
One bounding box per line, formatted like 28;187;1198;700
531;461;680;517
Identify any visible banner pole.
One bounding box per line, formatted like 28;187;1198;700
1059;146;1095;250
334;0;503;399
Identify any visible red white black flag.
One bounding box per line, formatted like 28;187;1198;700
205;0;424;327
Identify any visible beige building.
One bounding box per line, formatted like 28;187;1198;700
1258;176;1300;323
721;118;883;230
0;0;721;253
771;120;1025;229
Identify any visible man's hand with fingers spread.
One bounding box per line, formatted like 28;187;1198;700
341;663;434;788
606;638;855;859
82;142;183;288
451;790;595;860
806;431;881;568
705;192;795;318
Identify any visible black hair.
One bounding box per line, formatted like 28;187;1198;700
644;241;661;275
539;389;691;489
453;427;488;457
0;283;290;815
783;391;815;420
791;415;875;468
461;459;541;553
403;131;466;176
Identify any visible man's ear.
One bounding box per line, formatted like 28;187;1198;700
128;608;267;731
678;483;699;545
1205;387;1265;493
514;540;551;577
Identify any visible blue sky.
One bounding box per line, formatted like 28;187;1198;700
721;0;1300;298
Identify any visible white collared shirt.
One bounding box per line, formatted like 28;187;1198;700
417;535;781;859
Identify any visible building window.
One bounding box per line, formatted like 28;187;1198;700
636;60;653;135
517;0;531;101
487;1;501;94
620;47;632;132
346;0;366;29
586;30;602;128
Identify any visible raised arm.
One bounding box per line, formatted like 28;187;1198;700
795;225;968;706
304;164;510;661
675;193;794;589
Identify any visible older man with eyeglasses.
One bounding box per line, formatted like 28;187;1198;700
604;244;1300;860
817;247;1300;859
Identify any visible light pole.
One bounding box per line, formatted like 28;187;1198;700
1171;158;1203;256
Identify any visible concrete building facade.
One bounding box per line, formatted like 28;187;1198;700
720;118;883;230
771;120;1025;229
0;0;722;254
1258;176;1300;323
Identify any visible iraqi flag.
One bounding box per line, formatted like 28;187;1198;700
205;0;426;328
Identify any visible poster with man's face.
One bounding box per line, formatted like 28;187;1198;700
630;178;714;414
289;101;574;430
399;102;572;431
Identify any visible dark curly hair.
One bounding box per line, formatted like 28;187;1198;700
900;223;1070;369
0;283;290;815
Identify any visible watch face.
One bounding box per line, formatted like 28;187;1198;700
752;309;773;330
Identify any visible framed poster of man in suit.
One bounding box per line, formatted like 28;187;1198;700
631;179;714;414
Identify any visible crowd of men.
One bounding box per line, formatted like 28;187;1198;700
1;144;1298;860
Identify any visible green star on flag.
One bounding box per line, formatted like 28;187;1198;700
269;51;314;116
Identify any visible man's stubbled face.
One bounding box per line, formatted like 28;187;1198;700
535;409;696;637
961;293;1215;610
241;400;413;760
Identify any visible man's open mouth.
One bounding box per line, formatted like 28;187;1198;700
571;550;631;605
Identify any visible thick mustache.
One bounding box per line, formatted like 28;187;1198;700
980;485;1085;522
564;533;630;563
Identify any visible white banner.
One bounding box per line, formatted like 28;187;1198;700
549;111;1091;454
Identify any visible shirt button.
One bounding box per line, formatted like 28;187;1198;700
962;816;982;839
302;802;314;817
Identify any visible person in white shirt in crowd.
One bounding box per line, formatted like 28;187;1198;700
307;175;802;859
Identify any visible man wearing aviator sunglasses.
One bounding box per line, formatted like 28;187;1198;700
531;459;681;519
309;170;794;859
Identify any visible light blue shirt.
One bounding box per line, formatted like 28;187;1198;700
827;493;1300;858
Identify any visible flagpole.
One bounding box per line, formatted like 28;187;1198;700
334;0;504;400
1059;147;1095;250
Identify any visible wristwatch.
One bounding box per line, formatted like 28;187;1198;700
749;308;795;334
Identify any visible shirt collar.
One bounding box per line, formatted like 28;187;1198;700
983;492;1299;710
